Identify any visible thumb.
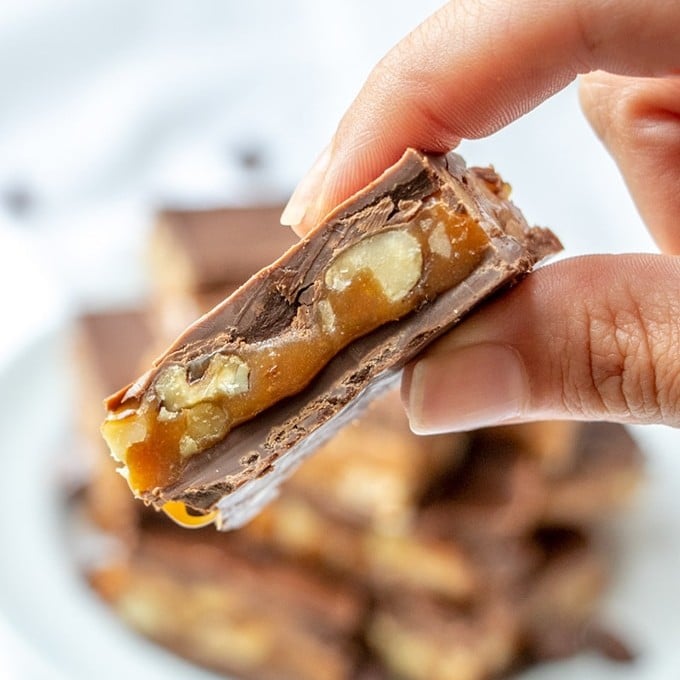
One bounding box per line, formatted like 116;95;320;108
402;254;680;433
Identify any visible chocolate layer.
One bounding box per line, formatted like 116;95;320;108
106;149;562;528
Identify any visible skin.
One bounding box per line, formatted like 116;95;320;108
280;0;680;433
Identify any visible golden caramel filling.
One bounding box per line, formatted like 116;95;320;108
102;200;490;495
162;501;218;528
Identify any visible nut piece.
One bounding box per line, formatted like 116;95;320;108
428;222;452;259
155;353;250;412
317;299;336;334
325;230;423;303
158;406;181;422
180;402;229;458
101;412;147;464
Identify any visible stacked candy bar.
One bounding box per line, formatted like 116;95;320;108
73;309;153;547
71;203;642;680
148;205;298;343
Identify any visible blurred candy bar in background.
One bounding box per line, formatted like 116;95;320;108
147;205;297;344
67;201;644;680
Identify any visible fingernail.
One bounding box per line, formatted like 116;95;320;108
280;143;332;229
406;343;529;434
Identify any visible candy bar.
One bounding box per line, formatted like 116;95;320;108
420;422;643;538
520;527;611;661
102;149;561;529
542;422;643;524
366;529;614;680
367;595;519;680
76;309;154;539
419;436;548;540
244;494;481;602
284;389;468;529
149;204;297;294
96;526;365;680
149;205;296;343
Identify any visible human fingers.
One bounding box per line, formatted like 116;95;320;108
580;72;680;254
401;253;680;432
282;0;680;234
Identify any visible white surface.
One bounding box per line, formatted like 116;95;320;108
0;0;678;678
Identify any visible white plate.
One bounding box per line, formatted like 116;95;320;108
1;324;680;680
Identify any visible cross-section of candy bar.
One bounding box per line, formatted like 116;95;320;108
101;149;561;529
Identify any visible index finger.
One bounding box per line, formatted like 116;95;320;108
289;0;680;233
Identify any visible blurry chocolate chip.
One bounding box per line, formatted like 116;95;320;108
527;625;585;661
2;183;35;217
588;626;636;663
233;144;266;171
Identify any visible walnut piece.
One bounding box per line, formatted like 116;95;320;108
180;402;229;457
155;354;250;412
103;411;147;464
325;230;423;303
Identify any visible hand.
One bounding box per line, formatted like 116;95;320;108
281;0;680;432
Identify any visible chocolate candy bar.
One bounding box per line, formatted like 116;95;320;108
542;421;643;525
76;309;155;540
149;204;297;294
520;527;611;662
244;494;482;602
97;526;365;680
149;205;297;344
419;422;643;539
284;389;468;529
366;530;611;680
102;149;561;529
367;595;519;680
419;437;548;540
